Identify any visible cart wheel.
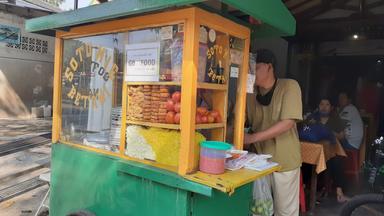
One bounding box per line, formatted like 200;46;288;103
66;210;95;216
37;209;49;216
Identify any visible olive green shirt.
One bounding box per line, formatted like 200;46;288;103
246;79;303;172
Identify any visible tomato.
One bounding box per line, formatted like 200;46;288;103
174;113;180;124
174;102;181;113
196;106;208;115
195;114;202;124
165;111;175;124
172;91;181;103
207;114;215;123
201;115;208;123
215;114;222;123
166;99;175;112
210;110;220;118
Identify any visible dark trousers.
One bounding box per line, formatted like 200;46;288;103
326;156;345;188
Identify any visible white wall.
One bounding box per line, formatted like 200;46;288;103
0;10;54;118
0;11;54;61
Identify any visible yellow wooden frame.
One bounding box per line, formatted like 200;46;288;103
53;7;250;176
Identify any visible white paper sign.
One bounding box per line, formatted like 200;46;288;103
178;23;184;32
125;42;160;82
199;26;208;44
247;74;255;93
230;66;239;78
160;26;173;40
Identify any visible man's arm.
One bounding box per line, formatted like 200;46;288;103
244;119;295;144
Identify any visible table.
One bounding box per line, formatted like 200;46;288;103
301;140;346;211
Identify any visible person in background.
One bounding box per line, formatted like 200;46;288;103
307;98;348;202
338;92;364;150
244;49;302;216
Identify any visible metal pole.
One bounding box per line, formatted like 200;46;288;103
74;0;78;9
359;0;366;17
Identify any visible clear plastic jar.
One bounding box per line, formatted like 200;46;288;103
199;141;231;174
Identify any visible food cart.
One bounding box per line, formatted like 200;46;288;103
26;1;295;215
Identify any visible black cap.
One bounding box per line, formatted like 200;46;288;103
255;49;277;69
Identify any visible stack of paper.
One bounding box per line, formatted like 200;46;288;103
225;153;278;171
109;107;122;148
244;161;279;171
225;153;258;171
244;154;278;171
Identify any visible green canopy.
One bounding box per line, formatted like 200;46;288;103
25;0;295;37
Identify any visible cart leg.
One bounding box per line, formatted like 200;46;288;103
34;188;50;216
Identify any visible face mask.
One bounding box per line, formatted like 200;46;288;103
319;111;330;117
256;79;277;106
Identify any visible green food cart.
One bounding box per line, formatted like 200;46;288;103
26;1;295;215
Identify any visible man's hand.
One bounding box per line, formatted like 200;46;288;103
335;131;345;140
244;133;256;145
243;119;296;145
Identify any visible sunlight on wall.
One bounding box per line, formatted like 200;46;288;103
0;70;30;118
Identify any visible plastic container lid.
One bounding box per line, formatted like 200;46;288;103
200;141;232;150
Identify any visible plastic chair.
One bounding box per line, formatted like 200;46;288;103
299;171;306;213
34;172;50;216
344;149;360;183
343;126;368;184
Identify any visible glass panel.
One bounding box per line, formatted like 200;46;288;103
195;89;226;146
60;34;124;152
226;36;245;144
124;24;184;168
125;24;184;82
198;26;230;84
196;89;224;125
57;0;102;11
127;85;181;123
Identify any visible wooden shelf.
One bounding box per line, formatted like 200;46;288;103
196;123;225;129
126;120;180;130
126;82;226;90
197;82;227;90
126;120;225;130
126;81;180;86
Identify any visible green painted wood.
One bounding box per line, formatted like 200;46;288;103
25;0;204;33
117;161;212;197
191;183;253;216
222;0;296;37
50;143;191;216
116;171;191;216
25;0;295;37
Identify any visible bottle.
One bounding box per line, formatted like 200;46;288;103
216;60;224;84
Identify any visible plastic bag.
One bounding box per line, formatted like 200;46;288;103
251;176;273;216
298;123;336;144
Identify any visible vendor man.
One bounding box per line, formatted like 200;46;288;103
244;49;302;216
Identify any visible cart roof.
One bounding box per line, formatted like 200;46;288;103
25;0;295;37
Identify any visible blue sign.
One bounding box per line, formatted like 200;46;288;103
0;24;20;44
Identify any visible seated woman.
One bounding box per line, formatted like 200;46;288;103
305;98;349;203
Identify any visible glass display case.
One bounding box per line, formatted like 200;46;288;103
60;34;124;152
56;7;250;175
